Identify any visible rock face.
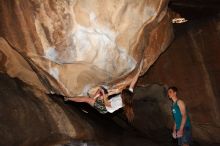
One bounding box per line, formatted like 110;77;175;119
0;73;95;146
141;15;220;143
0;73;171;146
0;0;173;96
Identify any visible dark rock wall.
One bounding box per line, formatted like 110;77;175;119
141;15;220;142
0;73;95;146
0;73;164;146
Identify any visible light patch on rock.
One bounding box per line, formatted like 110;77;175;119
144;6;156;18
72;12;136;75
80;84;92;96
49;67;59;80
119;47;136;69
89;12;97;22
44;47;58;62
72;22;117;61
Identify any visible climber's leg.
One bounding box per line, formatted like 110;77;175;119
65;96;96;105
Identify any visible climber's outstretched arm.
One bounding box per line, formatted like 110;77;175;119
107;83;125;96
100;88;111;107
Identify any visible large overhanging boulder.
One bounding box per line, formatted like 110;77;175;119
0;0;173;96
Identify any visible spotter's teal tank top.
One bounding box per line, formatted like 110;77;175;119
172;100;191;130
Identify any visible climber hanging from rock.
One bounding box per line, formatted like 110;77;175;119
64;59;143;122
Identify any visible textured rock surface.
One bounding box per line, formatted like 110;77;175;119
131;84;172;144
141;15;220;143
0;73;95;146
0;0;173;96
0;73;168;146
